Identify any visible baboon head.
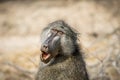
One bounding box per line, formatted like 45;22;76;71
40;20;77;63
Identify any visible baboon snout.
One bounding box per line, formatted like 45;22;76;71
41;44;48;52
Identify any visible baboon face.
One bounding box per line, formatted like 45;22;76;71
40;21;77;63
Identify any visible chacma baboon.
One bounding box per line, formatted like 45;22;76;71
35;20;89;80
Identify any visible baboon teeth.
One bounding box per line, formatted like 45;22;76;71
42;52;51;60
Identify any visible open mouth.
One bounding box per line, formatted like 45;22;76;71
40;51;51;63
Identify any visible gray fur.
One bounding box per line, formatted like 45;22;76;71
35;20;89;80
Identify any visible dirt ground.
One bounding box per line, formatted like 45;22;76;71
0;0;120;80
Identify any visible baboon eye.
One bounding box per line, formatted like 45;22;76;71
52;29;58;32
51;29;64;35
58;31;64;35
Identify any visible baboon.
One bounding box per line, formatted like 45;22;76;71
35;20;89;80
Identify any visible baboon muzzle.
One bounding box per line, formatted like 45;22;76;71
40;31;61;63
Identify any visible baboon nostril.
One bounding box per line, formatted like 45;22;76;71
43;44;48;49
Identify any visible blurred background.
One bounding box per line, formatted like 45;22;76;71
0;0;120;80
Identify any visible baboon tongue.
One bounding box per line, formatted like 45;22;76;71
42;53;51;60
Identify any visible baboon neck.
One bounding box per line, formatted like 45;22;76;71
52;52;82;66
51;54;69;65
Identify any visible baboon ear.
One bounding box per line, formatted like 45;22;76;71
61;36;75;55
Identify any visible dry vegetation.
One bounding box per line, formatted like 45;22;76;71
0;0;120;80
